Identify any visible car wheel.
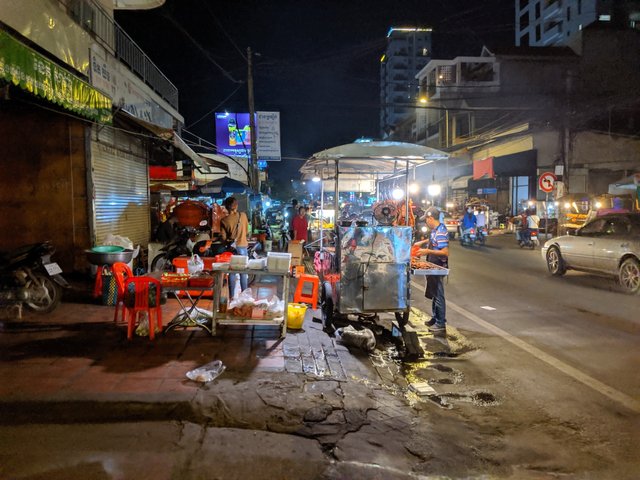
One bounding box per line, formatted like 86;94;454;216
618;257;640;294
546;246;566;276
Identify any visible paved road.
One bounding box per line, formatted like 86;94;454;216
409;232;640;478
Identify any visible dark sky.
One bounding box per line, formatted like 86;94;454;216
115;0;514;180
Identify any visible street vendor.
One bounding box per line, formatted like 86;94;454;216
413;206;449;335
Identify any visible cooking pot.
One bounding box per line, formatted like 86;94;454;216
85;249;134;266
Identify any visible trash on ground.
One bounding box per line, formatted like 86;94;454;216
408;381;436;396
336;325;376;352
186;360;226;383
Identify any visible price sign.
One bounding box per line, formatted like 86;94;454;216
538;172;557;193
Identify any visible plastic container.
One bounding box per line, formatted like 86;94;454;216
229;255;248;270
92;245;125;253
267;252;292;272
287;303;307;329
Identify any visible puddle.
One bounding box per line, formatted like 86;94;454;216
426;390;500;409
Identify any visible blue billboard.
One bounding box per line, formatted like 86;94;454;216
215;112;252;158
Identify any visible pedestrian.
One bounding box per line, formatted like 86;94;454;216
286;199;298;240
413;206;449;335
220;196;249;298
292;206;309;243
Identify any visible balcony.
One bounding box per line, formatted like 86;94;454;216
65;0;178;109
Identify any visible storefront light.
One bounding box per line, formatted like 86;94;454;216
392;188;404;200
564;202;571;209
409;183;419;194
427;183;441;197
312;176;321;182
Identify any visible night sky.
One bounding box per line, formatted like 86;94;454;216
115;0;514;181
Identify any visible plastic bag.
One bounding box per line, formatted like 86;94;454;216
186;360;226;383
265;295;284;318
228;288;255;310
336;325;376;352
188;254;204;274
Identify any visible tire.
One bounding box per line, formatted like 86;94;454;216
546;246;566;276
449;232;456;240
321;281;335;334
151;254;175;273
618;257;640;294
24;272;62;313
529;241;535;250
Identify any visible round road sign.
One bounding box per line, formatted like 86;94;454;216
538;172;557;193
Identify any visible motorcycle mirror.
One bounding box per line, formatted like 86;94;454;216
199;220;208;226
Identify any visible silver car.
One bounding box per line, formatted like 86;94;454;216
541;213;640;294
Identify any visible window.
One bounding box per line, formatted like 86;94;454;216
536;24;541;41
567;6;571;21
520;11;530;29
535;2;541;18
511;177;530;215
578;0;582;14
580;218;606;236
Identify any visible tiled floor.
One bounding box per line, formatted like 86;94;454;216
0;294;349;400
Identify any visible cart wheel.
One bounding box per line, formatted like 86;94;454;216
321;281;335;334
395;311;409;328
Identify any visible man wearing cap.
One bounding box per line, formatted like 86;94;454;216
413;206;449;334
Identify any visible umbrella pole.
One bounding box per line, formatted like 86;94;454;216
405;159;409;226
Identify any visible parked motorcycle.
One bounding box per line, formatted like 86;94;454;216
150;226;197;272
459;227;477;246
518;228;539;249
0;242;68;317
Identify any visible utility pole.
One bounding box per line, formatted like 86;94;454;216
247;47;258;193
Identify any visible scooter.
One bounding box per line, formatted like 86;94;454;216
0;242;68;318
459;227;477;246
475;225;489;245
518;228;539;249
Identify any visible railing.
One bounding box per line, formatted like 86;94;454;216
62;0;178;109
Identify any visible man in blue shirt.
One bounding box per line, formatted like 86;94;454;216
413;207;449;335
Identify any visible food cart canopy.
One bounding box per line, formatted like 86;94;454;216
200;176;252;195
300;141;448;178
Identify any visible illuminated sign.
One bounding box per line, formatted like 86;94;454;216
215;111;281;161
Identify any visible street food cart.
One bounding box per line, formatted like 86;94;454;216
300;141;449;356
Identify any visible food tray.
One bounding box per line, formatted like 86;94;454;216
161;272;189;288
411;261;449;276
188;276;214;288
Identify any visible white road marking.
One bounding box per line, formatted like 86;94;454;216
410;281;640;413
481;306;496;311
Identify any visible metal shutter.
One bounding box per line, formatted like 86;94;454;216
91;126;150;247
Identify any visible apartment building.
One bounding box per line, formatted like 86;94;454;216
379;27;432;136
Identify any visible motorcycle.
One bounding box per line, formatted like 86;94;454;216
459;227;477;246
475;225;489;245
150;226;198;272
518;228;539;249
0;242;68;317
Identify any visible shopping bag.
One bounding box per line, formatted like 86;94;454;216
187;254;204;274
101;269;118;306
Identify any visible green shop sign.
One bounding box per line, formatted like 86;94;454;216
0;29;112;124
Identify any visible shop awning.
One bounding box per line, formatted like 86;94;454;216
0;30;112;123
117;111;228;175
450;175;472;190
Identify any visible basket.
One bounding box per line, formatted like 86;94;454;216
287;303;307;329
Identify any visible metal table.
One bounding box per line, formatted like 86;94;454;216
210;267;291;338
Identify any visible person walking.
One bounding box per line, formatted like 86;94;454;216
220;196;249;298
413;207;449;335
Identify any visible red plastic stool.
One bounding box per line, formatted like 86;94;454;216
293;274;319;310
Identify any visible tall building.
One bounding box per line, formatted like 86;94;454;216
380;27;432;136
516;0;640;46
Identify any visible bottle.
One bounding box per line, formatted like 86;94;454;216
228;118;237;146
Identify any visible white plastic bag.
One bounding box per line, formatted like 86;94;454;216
228;288;255;310
186;360;226;383
187;254;204;274
336;325;376;352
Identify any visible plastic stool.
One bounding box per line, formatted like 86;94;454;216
293;274;319;310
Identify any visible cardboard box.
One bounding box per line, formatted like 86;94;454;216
288;242;303;266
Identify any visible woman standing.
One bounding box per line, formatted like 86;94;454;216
220;196;249;298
